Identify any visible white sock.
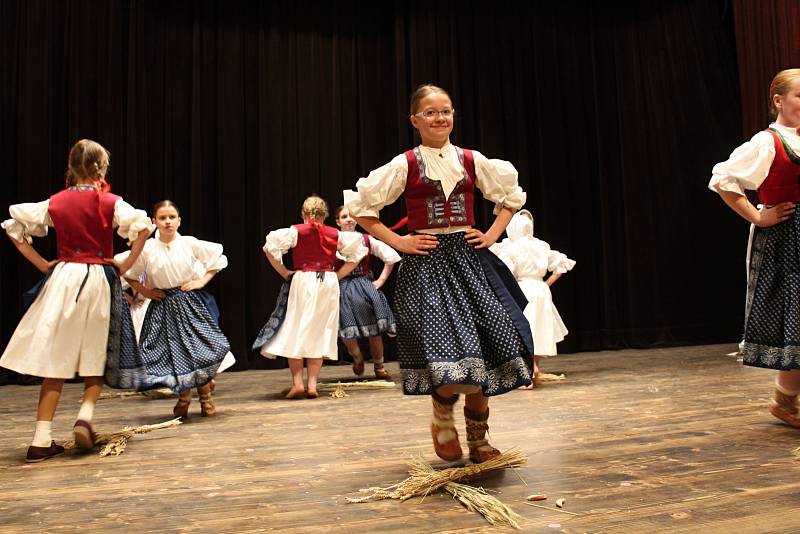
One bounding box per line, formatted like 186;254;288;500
32;420;53;447
77;398;96;422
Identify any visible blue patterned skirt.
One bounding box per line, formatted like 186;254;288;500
338;274;397;339
110;288;230;392
743;209;800;369
394;232;533;396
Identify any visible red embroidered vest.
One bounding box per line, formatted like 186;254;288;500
404;146;476;231
757;129;800;205
48;188;119;264
291;223;339;272
334;234;371;276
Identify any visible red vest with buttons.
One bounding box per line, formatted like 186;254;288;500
291;223;339;272
404;146;476;231
757;129;800;205
48;188;119;264
334;234;371;276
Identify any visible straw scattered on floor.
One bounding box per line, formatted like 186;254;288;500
443;481;524;529
317;380;396;390
98;388;176;400
64;418;182;457
330;385;349;398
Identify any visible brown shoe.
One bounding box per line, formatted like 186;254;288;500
352;359;365;376
73;420;98;450
374;367;391;380
198;383;216;417
26;441;65;463
465;407;501;463
431;424;464;461
173;390;192;418
769;388;800;428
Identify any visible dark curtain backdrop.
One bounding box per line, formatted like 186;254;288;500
1;0;747;375
733;0;800;137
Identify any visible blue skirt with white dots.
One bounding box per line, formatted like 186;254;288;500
742;209;800;369
394;232;533;396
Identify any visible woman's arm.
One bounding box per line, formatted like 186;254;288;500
465;206;516;249
355;216;438;255
716;189;795;227
7;235;55;273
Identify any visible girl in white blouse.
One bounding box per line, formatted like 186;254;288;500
117;200;231;418
709;68;800;428
343;84;534;463
1;139;152;462
254;196;367;399
491;210;575;387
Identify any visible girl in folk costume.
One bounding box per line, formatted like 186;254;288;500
1;139;152;462
491;210;575;388
710;68;800;428
344;84;534;463
254;196;367;399
115;200;232;418
334;206;401;379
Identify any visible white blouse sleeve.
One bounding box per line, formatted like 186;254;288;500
185;236;228;272
113;243;148;280
262;227;298;262
489;240;517;274
2;200;52;244
114;199;155;244
709;131;775;195
338;230;369;263
369;237;401;265
472;150;527;215
344;154;408;218
546;247;576;274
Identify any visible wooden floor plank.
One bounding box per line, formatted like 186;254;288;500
1;344;799;533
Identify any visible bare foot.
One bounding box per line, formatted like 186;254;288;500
285;386;305;399
518;384;535;391
306;389;319;399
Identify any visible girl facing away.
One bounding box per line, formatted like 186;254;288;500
334;206;400;379
710;68;800;427
1;139;152;462
254;196;367;399
344;84;534;463
491;210;575;388
115;200;232;418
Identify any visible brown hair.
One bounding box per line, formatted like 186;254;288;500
152;199;181;217
334;205;348;220
409;84;452;115
301;195;329;220
770;69;800;119
65;139;110;187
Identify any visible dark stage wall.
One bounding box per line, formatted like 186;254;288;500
0;0;753;371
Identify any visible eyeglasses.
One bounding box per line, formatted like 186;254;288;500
414;108;455;120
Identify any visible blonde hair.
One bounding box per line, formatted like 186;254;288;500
301;195;329;220
770;69;800;119
409;84;452;115
65;139;110;187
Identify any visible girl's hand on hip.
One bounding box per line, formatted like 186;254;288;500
465;228;494;249
756;202;796;227
146;288;166;301
394;234;438;255
180;280;206;292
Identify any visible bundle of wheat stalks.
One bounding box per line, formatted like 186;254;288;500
317;380;396;390
348;448;527;528
98;388;176;400
64;418;182;457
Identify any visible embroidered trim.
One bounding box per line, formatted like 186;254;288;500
338;318;397;339
413;146;470;227
401;355;532;396
742;342;800;370
769;127;800;165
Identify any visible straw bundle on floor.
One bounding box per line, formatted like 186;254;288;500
348;448;527;528
64;418;182;457
317;380;396;390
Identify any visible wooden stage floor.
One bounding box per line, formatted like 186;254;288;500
1;344;799;533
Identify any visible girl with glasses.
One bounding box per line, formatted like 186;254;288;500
344;84;533;463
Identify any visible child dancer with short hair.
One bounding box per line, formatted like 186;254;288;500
254;196;367;399
491;210;575;388
344;85;533;462
710;68;800;428
334;206;400;379
115;200;231;417
1;139;152;461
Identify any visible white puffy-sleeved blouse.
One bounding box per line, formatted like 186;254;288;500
115;233;228;289
709;122;800;196
353;236;401;265
263;227;368;264
2;197;153;245
492;238;576;282
343;143;527;231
